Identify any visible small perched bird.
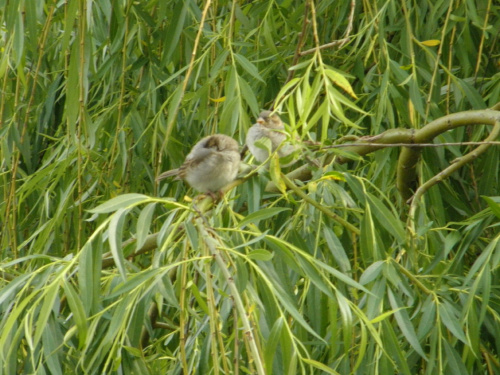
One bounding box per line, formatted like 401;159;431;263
156;134;240;194
246;110;295;165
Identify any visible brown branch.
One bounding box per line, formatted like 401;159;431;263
324;141;500;148
265;109;500;195
408;119;500;233
397;109;500;200
300;38;350;56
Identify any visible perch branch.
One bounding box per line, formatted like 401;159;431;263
408;119;500;231
397;109;500;200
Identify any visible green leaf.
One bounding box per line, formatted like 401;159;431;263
33;282;60;349
136;203;156;251
239;207;291;228
388;288;428;359
366;193;406;244
438;301;468;344
359;261;384;285
302;358;341;374
442;339;469;375
264;317;284;372
62;280;88;347
482;196;500;219
247;249;274;261
109;207;128;281
89;194;149;213
270;157;287;195
234;53;264;82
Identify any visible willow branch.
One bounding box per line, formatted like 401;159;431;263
265;109;500;197
300;0;356;55
195;219;266;375
397;109;500;200
408;120;500;232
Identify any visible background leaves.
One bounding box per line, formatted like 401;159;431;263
1;0;499;374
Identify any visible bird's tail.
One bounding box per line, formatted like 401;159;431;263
156;169;179;181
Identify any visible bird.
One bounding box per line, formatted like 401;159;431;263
156;134;241;195
245;110;296;166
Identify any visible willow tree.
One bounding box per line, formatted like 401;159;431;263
1;0;499;374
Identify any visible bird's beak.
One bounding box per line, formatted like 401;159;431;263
257;117;265;124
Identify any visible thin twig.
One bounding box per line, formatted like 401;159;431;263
157;0;212;174
324;141;500;148
195;219;266;375
300;39;350;56
283;2;310;86
300;0;356;55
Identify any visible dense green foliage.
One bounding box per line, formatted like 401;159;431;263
1;0;500;374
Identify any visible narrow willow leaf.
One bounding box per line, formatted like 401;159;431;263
264;317;284;373
89;193;148;213
322;226;350;272
270;157;286;195
275;77;301;101
420;39;441;46
360;203;379;262
324;68;358;99
366;193;406;244
296;257;334;298
66;41;80;134
438;301;467;344
482;196;500;219
359;261;384;285
136;203;156;251
247;249;274;261
442;339;469;375
417;296;436;339
163;1;188;63
234;231;268;250
42;319;63;375
269;274;324;342
239;207;290;228
288;60;313;71
380;320;413;375
34;282;60;349
220;96;239;135
238;76;260;114
109;208;128;281
79;240;101;316
62;280;88;347
302;358;341;374
455;77;487;109
190;282;210;315
234;53;264;82
0;273;31;305
106;269;161;300
387;288;427;359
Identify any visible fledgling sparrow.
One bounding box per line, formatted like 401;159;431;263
246;110;295;165
156;134;240;194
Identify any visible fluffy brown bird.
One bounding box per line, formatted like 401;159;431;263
156;134;240;194
246;110;295;165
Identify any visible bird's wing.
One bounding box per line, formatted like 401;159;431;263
185;146;214;168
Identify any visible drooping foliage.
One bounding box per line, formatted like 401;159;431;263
1;0;499;374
